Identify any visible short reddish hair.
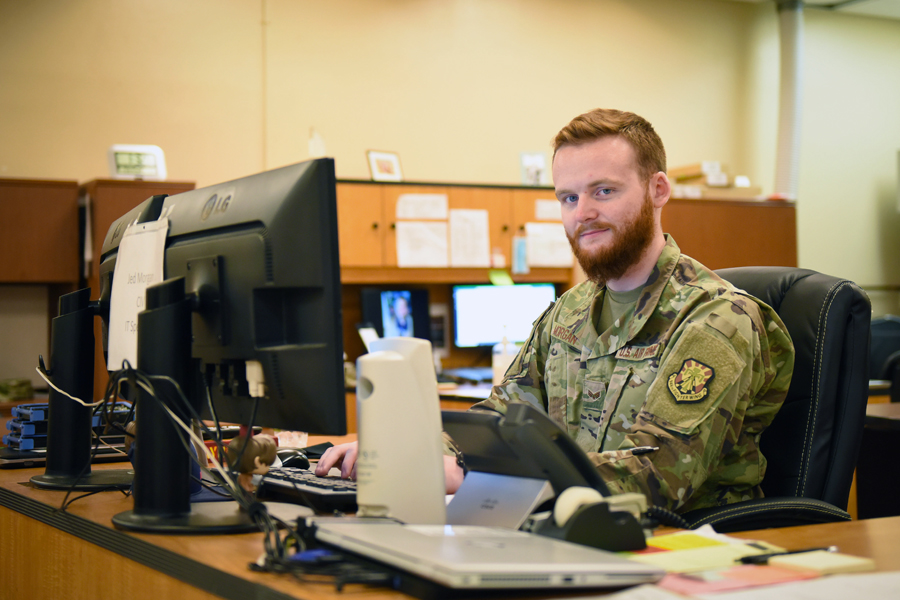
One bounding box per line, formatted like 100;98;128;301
553;108;666;182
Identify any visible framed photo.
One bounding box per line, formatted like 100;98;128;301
367;150;403;182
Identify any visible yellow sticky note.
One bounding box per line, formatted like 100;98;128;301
488;270;514;286
647;532;728;551
631;544;757;573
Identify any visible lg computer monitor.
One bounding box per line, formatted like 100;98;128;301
98;158;345;435
97;158;345;532
452;283;556;348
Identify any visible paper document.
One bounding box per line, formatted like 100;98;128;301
449;209;490;267
707;571;900;599
632;526;781;574
396;221;448;267
396;193;448;220
525;222;573;267
107;218;169;370
534;199;562;221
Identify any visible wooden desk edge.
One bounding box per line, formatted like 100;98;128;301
0;485;291;600
3;447;900;598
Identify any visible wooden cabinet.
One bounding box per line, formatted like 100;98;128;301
447;186;514;266
335;182;386;267
334;181;576;375
661;198;797;270
0;178;80;390
511;188;561;237
336;180;574;285
333;180;798;371
0;178;80;285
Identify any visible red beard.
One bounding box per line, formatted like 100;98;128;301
567;192;655;285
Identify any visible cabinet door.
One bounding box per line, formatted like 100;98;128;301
448;187;513;268
0;179;79;283
336;183;384;267
380;185;450;268
511;188;562;236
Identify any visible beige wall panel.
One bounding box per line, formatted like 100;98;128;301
795;11;900;289
1;0;899;300
264;0;752;185
0;0;264;187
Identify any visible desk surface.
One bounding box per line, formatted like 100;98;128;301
867;402;900;427
2;439;899;600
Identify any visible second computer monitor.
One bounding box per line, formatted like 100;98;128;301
452;283;556;348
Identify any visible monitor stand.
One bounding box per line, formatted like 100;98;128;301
30;288;133;491
111;277;261;534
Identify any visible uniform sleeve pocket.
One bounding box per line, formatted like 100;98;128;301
642;321;746;435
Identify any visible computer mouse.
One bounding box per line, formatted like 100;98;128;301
275;447;310;469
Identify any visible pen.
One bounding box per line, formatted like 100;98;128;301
630;446;659;456
738;545;839;564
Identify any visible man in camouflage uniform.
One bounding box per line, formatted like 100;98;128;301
318;108;794;513
468;108;794;512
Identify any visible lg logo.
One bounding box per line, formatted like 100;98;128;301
201;191;233;221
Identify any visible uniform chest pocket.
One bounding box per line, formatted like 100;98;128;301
544;343;582;431
573;365;633;453
574;377;607;451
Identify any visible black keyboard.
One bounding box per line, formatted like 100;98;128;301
258;467;357;513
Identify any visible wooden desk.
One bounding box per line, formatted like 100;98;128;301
3;453;899;600
865;402;900;425
729;518;900;572
0;436;396;600
439;382;490;412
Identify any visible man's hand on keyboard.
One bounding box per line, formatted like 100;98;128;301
315;442;358;480
314;441;465;494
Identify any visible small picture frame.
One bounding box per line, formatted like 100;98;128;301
367;150;403;182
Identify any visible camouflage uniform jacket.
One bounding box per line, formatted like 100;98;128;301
470;236;794;513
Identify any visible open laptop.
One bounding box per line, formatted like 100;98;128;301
314;520;664;590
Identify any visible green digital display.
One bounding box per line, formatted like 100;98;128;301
114;151;158;175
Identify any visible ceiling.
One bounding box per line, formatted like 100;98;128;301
728;0;900;21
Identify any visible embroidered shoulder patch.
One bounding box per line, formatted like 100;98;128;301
667;359;716;403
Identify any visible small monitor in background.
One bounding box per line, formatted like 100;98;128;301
452;283;556;348
360;288;431;342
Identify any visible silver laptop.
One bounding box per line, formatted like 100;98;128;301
314;520;664;590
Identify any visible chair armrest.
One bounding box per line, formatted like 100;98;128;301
680;497;851;533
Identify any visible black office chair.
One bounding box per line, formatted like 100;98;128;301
680;267;871;532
